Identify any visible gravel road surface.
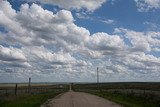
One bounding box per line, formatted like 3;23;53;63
42;91;122;107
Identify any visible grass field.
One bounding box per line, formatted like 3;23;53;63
0;83;69;95
1;82;160;107
0;92;61;107
0;83;69;107
73;82;160;107
91;91;160;107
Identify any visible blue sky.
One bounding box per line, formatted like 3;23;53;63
0;0;160;83
74;0;160;34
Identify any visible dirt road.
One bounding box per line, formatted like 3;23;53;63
42;91;122;107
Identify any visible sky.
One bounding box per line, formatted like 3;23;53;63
0;0;160;83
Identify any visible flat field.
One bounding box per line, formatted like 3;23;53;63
73;82;160;107
0;83;69;107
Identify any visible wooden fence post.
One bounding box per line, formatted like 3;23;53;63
5;89;8;96
15;84;18;95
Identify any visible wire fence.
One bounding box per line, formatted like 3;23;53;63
0;83;69;97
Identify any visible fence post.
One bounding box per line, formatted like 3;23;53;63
15;84;18;95
143;88;146;96
5;89;8;96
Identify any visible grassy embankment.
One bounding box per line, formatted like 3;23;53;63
0;92;60;107
92;91;160;107
0;83;69;107
73;82;160;107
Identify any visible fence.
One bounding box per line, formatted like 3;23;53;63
0;83;69;96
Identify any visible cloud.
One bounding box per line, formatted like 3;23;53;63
0;2;90;46
0;45;26;62
112;28;160;75
23;46;88;65
0;45;31;69
1;61;31;68
114;28;155;52
0;1;160;82
0;1;16;18
75;12;92;19
20;0;106;11
135;0;160;12
40;0;106;12
143;21;160;31
86;32;125;53
75;12;115;25
101;19;115;24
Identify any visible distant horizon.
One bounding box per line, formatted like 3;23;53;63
1;81;160;84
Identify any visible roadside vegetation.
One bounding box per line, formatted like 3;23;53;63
92;91;160;107
0;92;60;107
73;82;160;107
0;83;69;107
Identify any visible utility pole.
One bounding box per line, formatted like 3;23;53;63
97;67;99;83
97;67;100;91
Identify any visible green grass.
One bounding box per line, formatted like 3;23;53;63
91;91;160;107
0;92;61;107
73;82;160;107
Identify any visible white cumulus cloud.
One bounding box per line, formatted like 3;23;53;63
38;0;106;11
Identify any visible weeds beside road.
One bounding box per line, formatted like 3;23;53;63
0;83;69;107
73;82;160;107
0;91;62;107
91;91;160;107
